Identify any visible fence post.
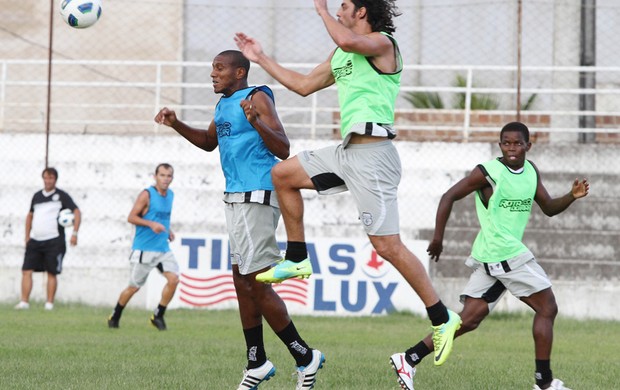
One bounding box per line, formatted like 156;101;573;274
463;67;473;142
153;63;162;133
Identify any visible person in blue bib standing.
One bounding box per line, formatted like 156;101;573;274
154;50;323;390
107;163;179;331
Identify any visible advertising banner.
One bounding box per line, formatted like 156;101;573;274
146;234;430;316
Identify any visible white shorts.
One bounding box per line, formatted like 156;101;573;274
460;251;552;310
225;201;282;275
297;140;401;236
128;250;178;287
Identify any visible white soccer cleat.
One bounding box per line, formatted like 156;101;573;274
14;301;30;310
237;360;276;390
533;378;572;390
390;352;416;390
295;349;325;390
44;302;54;311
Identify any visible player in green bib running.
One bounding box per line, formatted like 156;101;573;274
235;0;461;378
391;122;588;390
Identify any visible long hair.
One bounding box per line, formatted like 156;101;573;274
351;0;401;34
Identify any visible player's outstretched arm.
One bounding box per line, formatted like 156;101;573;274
154;107;218;152
234;32;334;97
314;0;393;58
532;162;589;216
535;175;589;217
427;167;488;262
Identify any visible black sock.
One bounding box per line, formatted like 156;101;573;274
111;303;125;321
405;341;433;366
243;325;267;369
154;304;166;318
426;300;449;326
285;241;307;263
535;359;552;388
276;321;312;367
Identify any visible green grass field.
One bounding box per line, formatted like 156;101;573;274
1;303;617;389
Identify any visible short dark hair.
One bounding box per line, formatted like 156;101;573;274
500;121;530;143
42;167;58;180
351;0;401;34
218;50;250;78
155;163;174;175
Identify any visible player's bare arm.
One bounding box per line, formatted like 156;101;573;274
25;211;33;244
234;32;335;96
154;107;218;152
240;91;290;160
315;0;394;63
427;167;489;261
533;163;589;216
70;208;81;246
127;190;165;233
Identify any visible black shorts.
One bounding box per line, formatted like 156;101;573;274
23;237;66;275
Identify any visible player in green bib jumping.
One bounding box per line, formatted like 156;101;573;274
396;122;588;390
235;0;461;382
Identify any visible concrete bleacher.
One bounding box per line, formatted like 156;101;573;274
1;133;618;319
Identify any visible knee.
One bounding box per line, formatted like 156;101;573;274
460;317;483;333
271;163;286;187
167;274;179;288
126;286;140;295
539;301;558;319
233;273;253;295
373;242;401;263
248;280;273;300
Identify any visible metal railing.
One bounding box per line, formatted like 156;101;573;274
1;59;619;140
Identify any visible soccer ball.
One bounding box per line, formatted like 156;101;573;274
60;0;102;29
58;209;75;228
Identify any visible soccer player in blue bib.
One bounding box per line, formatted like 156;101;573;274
107;163;179;331
155;50;323;390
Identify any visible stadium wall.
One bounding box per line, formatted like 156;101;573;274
1;133;617;320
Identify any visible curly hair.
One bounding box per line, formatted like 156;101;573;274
351;0;402;34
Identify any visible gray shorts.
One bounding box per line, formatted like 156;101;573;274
128;250;178;287
225;201;282;275
460;251;552;310
297;140;401;236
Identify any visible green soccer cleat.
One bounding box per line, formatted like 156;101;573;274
255;258;313;284
150;315;167;331
432;309;461;366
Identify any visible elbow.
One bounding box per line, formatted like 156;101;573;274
290;85;312;97
334;37;358;53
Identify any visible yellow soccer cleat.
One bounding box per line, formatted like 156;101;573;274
432;309;461;366
255;258;313;284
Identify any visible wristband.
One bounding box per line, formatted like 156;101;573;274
72;231;78;237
